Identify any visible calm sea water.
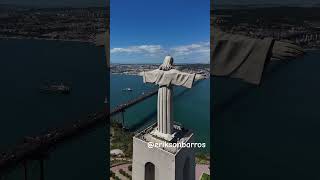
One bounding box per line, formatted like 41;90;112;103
0;39;107;179
213;50;320;180
110;74;210;152
0;39;209;179
2;39;320;180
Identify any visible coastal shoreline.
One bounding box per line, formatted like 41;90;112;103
0;36;95;44
111;72;210;79
305;48;320;51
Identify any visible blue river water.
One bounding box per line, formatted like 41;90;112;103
0;39;209;179
0;39;107;179
213;50;320;180
110;74;210;150
2;38;320;180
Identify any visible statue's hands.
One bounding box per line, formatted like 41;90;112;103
195;74;205;81
271;41;305;61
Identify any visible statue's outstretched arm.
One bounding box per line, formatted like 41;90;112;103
138;71;144;76
271;41;305;61
195;74;205;81
212;30;306;85
140;70;160;84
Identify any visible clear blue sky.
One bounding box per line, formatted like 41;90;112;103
110;0;210;64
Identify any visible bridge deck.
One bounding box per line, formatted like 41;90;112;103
0;89;158;174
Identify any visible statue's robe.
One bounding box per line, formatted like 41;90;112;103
211;30;274;85
142;69;195;135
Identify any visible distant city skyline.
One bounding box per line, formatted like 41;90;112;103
3;0;320;7
215;0;320;5
0;0;107;7
110;0;210;64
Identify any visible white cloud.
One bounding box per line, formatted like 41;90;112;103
111;41;210;63
170;42;210;56
111;45;163;54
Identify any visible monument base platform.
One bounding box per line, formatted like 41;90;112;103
150;129;177;142
132;123;195;180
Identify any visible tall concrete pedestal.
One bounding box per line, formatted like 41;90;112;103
132;124;195;180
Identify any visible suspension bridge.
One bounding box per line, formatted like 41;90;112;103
0;78;204;179
0;89;159;179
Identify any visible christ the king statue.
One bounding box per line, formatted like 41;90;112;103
139;56;204;141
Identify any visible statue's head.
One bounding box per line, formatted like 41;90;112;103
159;56;174;71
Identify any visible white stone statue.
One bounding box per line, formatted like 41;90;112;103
139;56;204;141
